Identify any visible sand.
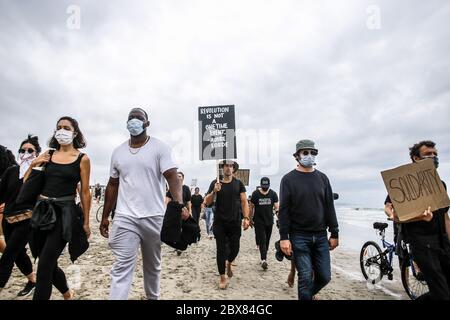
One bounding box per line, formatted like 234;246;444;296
0;203;409;300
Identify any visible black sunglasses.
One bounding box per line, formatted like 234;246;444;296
19;148;36;154
300;150;318;156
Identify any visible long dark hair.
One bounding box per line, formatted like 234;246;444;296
20;134;41;155
48;116;87;150
0;145;17;176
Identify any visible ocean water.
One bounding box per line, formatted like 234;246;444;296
336;205;395;252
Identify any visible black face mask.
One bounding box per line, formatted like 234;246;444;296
434;156;439;169
261;187;269;192
422;156;439;169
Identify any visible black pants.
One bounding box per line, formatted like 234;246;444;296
410;239;450;300
254;225;259;246
192;206;201;224
0;219;33;287
254;223;273;261
213;221;241;275
33;215;69;300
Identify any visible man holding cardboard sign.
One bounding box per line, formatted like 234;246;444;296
383;140;450;300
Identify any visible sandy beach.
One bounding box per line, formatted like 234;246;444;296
0;203;409;300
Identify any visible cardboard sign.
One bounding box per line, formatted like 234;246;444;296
190;179;197;187
381;159;450;221
234;169;250;186
198;105;237;160
216;168;249;186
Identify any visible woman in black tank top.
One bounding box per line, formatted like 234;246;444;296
25;116;91;300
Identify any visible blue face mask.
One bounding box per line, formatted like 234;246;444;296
298;154;316;168
127;119;145;136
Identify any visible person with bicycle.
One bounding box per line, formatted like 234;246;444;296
94;183;102;204
385;140;450;300
279;139;339;300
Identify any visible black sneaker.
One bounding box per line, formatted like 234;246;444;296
261;260;268;270
17;281;35;297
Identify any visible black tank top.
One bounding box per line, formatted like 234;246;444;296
42;153;84;198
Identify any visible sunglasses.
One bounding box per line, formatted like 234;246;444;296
19;148;36;154
300;150;318;156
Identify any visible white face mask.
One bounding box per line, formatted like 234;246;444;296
19;152;36;179
55;129;74;145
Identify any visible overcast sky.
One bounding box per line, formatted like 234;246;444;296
1;0;449;207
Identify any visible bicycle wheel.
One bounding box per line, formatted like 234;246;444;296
401;258;429;300
360;241;384;284
96;204;104;223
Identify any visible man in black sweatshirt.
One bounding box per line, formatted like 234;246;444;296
279;139;339;300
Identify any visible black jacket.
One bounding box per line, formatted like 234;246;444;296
30;197;88;263
161;201;200;251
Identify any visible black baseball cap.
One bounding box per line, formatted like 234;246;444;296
260;177;270;188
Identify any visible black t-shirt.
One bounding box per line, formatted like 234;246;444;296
94;187;101;196
0;166;29;217
385;181;449;244
207;178;246;224
191;194;203;208
166;185;192;206
251;189;278;226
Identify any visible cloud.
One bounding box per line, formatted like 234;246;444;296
0;0;449;207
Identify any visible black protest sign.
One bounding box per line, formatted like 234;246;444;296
381;158;450;221
198;105;237;160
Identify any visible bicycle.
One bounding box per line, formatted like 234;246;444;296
96;203;116;223
359;221;429;300
96;204;104;223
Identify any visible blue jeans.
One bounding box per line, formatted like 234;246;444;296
291;233;331;300
204;208;214;236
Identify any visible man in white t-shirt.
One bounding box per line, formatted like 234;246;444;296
100;108;189;300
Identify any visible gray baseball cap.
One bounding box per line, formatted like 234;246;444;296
293;139;318;156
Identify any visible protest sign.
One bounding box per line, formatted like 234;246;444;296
198;105;236;161
381;159;450;221
234;169;250;186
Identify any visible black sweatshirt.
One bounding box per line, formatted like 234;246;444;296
0;166;28;217
279;169;339;240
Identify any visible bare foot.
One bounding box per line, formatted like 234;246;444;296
219;276;228;290
63;289;75;300
226;261;233;278
287;272;295;288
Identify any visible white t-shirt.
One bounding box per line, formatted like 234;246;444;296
110;137;177;218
